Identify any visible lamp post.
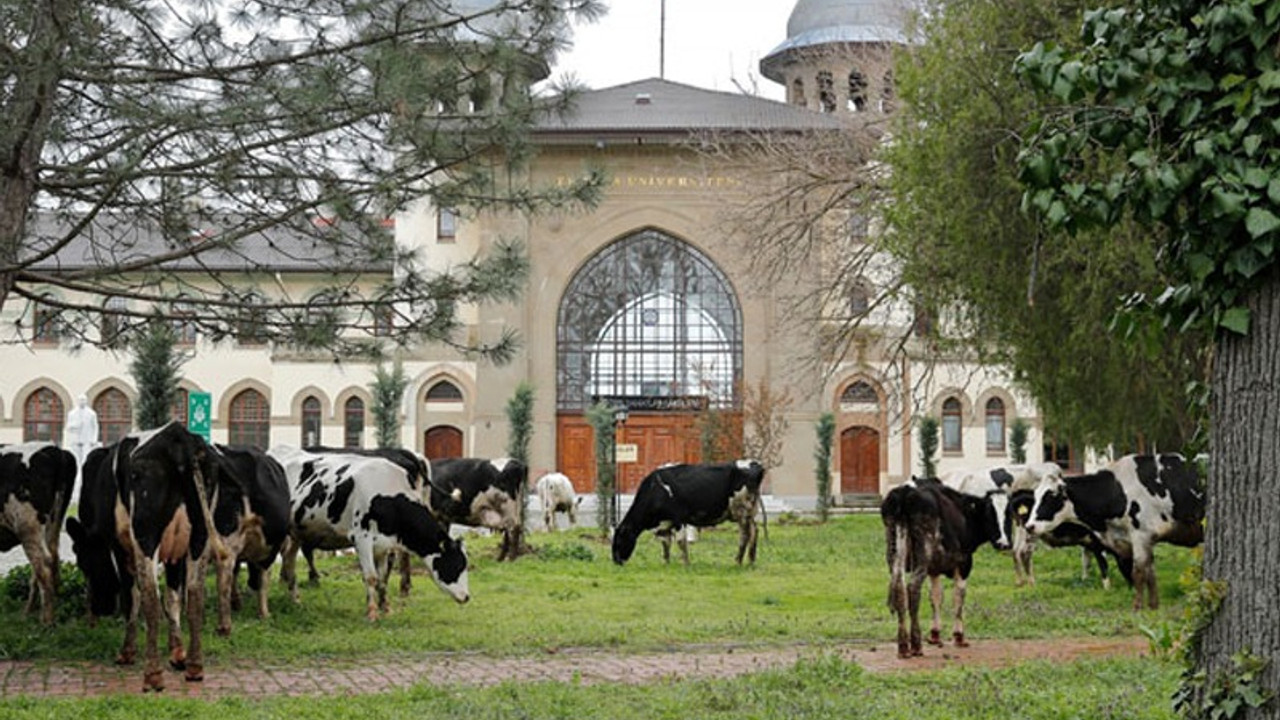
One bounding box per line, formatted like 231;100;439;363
611;405;629;526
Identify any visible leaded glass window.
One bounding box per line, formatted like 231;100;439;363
557;230;743;410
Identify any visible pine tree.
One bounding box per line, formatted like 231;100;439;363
813;413;835;522
370;361;410;449
130;318;185;430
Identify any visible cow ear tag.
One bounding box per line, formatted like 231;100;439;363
1017;506;1029;518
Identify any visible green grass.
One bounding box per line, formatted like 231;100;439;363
0;656;1180;719
0;515;1194;717
0;514;1197;662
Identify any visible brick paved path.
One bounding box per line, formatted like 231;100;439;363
0;636;1149;698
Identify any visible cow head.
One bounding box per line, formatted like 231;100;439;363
612;521;640;565
425;534;470;603
1024;473;1073;537
985;491;1013;551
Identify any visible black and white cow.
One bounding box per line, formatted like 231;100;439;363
0;442;75;625
881;477;1008;658
1007;489;1130;590
427;457;528;561
207;444;292;634
65;423;223;691
611;460;766;566
302;446;432;594
942;463;1063;586
270;447;470;620
535;472;581;531
1025;453;1204;610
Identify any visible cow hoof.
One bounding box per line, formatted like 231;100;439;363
928;630;943;646
115;653;135;666
953;633;969;648
217;624;232;637
184;665;204;682
911;646;924;657
143;672;165;692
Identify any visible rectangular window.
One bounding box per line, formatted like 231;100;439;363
437;208;457;243
986;416;1005;453
942;416;962;453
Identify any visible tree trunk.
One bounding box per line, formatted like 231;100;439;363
1197;265;1280;718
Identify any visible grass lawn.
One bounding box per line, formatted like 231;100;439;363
0;513;1194;717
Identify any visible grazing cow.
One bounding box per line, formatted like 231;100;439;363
0;443;75;624
207;444;292;634
270;447;470;620
942;463;1064;586
1025;453;1204;610
1008;489;1130;590
881;477;1008;658
303;446;431;595
64;423;224;691
427;457;528;561
611;460;766;566
535;472;581;531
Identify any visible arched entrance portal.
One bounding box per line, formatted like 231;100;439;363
423;425;463;461
840;426;880;495
556;229;744;491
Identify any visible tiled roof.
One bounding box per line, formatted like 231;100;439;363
533;78;846;135
23;212;394;273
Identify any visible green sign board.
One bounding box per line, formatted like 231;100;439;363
188;391;212;440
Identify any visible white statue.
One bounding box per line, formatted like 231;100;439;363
64;394;100;466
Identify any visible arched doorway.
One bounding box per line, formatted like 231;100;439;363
423;425;463;461
840;426;880;495
555;229;744;491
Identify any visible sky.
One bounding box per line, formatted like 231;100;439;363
546;0;794;101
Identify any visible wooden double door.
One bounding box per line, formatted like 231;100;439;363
840;425;881;495
556;413;704;494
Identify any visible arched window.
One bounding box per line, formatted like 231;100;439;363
343;397;365;449
942;397;963;453
985;397;1006;453
426;380;463;401
848;70;868;112
791;78;806;107
817;70;836;113
229;389;270;448
437;208;458;242
841;381;879;406
556;229;743;411
93;388;133;445
24;388;64;443
301;396;322;447
170;387;190;428
236;292;267;346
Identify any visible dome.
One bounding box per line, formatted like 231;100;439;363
760;0;919;82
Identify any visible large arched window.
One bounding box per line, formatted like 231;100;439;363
557;230;743;411
841;380;879;406
343;397;365;449
93;388;133;444
301;395;322;447
985;397;1006;453
23;388;64;443
942;397;963;453
229;389;270;448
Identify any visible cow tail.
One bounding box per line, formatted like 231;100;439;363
888;521;909;611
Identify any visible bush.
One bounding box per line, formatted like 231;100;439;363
2;562;86;623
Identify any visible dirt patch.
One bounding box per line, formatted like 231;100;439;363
0;636;1152;697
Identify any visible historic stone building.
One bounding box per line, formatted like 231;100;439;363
0;0;1065;506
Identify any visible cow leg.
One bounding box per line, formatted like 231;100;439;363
279;535;301;603
353;535;381;622
1012;527;1034;587
678;528;692;566
19;533;55;625
304;545;321;586
397;550;412;598
376;550;394;616
1080;547;1091;582
659;532;672;564
248;564;271;620
927;575;944;646
1091;547;1112;590
162;578;186;670
1132;545;1157;610
951;572;969;647
117;584;140;666
906;569;926;656
134;558;165;692
214;540;238;637
183;558;206;682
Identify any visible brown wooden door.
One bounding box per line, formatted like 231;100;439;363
423;425;463;461
557;413;706;493
840;426;880;494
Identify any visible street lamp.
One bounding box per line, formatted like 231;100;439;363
611;405;629;526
